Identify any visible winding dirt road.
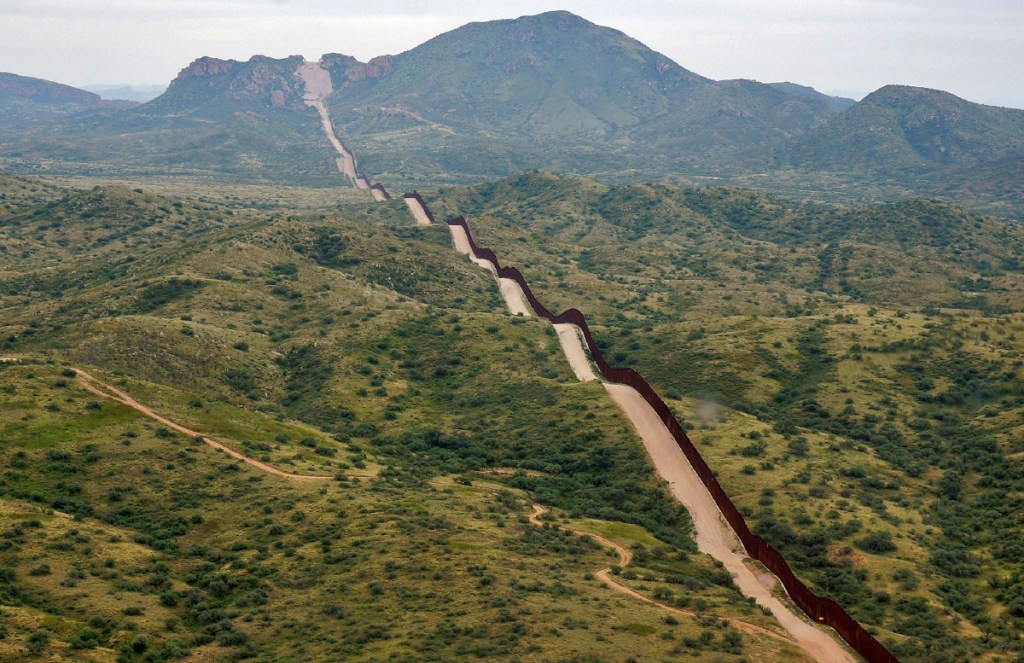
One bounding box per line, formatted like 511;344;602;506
447;222;531;316
527;504;802;652
405;196;435;226
73;369;332;481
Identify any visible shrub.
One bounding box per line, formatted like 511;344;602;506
856;531;896;554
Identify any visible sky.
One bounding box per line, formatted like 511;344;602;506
2;0;1022;108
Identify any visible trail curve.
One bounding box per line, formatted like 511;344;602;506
74;369;332;481
527;504;802;650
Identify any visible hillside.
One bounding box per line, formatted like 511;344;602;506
430;172;1024;661
1;56;340;185
0;72;133;137
1;13;1020;218
0;174;818;661
328;11;843;184
773;85;1024;173
739;85;1024;214
0;12;844;187
767;82;856;111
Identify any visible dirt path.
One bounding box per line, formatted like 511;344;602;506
448;224;496;273
405;196;435;226
527;504;801;651
498;278;531;316
447;223;531;316
296;61;333;100
295;60;366;188
552;324;597;382
73;369;332;481
601;383;857;663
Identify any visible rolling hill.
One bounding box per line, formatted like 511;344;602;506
745;85;1024;215
771;85;1024;173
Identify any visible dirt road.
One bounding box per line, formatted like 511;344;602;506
448;224;496;273
601;383;857;663
295;61;332;100
498;278;531;316
405;196;435;226
295;60;365;188
552;324;597;382
447;223;531;315
74;369;332;481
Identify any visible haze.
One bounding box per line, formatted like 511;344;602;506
2;0;1022;108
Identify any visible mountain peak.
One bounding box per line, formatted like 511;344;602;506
172;56;237;84
516;9;591;27
862;84;965;106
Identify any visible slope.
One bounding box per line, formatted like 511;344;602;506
0;72;133;138
431;171;1024;661
328;11;843;185
0;175;803;661
2;56;340;184
743;85;1024;214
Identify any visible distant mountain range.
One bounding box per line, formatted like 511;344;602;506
0;10;1021;215
83;83;166;103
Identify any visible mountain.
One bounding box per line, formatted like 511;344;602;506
773;85;1024;172
326;11;844;182
82;83;166;103
1;12;1020;215
0;72;134;137
0;72;101;105
2;55;341;184
0;12;845;185
743;85;1024;214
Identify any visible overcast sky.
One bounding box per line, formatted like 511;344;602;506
2;0;1022;108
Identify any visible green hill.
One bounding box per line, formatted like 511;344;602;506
774;85;1024;173
328;11;842;184
738;85;1024;214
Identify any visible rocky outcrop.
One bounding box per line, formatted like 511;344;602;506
165;55;304;110
171;56;237;84
319;53;394;93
